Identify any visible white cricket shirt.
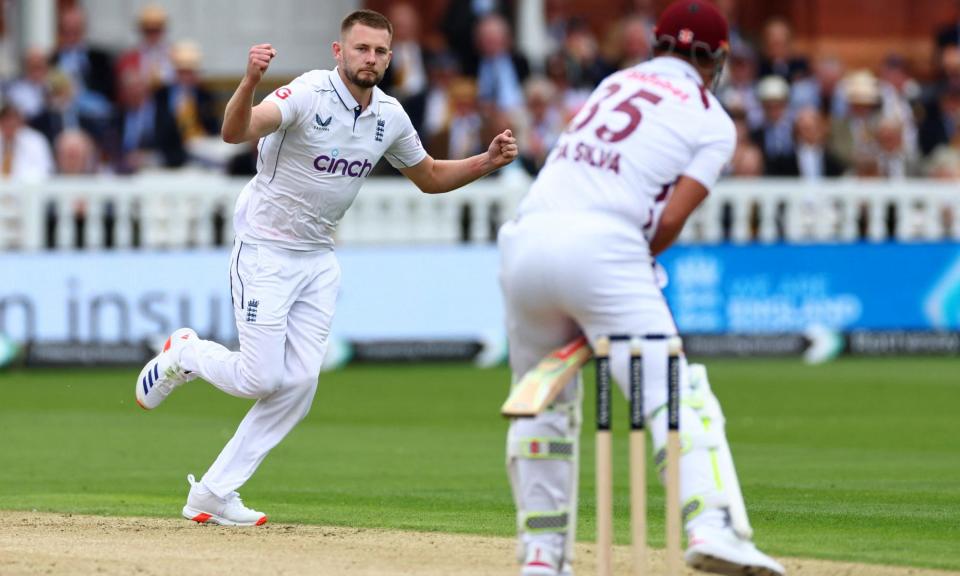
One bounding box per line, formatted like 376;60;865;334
517;56;736;241
233;68;427;250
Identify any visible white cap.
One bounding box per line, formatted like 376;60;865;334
170;40;202;71
844;70;880;106
757;75;790;102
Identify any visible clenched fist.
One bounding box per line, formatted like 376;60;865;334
487;129;519;169
246;43;277;85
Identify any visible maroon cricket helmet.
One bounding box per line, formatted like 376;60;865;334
653;0;730;62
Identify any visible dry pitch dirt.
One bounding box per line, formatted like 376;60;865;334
0;511;956;576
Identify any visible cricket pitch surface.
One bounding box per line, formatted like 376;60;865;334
1;511;956;576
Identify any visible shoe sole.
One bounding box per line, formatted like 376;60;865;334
182;505;267;527
687;551;783;576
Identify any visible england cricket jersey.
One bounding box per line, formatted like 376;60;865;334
517;56;736;241
233;68;427;250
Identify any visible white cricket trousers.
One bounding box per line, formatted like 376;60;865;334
180;240;340;498
499;211;721;554
499;210;677;399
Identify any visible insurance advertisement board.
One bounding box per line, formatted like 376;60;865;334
1;243;959;345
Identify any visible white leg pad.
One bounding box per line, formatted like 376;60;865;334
648;362;753;539
688;363;753;539
507;381;582;565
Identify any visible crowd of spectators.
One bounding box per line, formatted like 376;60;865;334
0;4;219;182
3;1;960;183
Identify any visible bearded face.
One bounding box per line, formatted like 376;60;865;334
336;24;391;89
343;58;384;88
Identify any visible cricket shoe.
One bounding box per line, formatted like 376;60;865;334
685;524;785;576
521;542;566;576
182;474;267;526
135;328;197;410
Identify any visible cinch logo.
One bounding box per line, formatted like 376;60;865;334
313;154;374;177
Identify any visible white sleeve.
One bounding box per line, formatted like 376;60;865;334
384;109;428;169
682;110;736;191
262;74;313;130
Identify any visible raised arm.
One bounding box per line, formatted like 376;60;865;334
222;44;282;144
400;130;518;194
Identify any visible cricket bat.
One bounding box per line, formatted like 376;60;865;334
500;336;593;417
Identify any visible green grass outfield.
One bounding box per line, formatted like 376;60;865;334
1;358;958;571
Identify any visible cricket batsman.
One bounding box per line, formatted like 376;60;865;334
498;1;785;574
133;9;517;526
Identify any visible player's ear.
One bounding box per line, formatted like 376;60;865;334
331;41;341;61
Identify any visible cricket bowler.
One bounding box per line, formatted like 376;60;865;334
133;9;517;526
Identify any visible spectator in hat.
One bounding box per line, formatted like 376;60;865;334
829;71;883;168
155;41;219;148
115;4;175;91
0;102;55;182
751;75;795;166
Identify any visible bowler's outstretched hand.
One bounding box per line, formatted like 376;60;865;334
488;129;519;168
247;43;277;85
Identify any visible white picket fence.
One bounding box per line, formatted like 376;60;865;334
1;173;958;250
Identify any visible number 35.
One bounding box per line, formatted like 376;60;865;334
566;83;662;143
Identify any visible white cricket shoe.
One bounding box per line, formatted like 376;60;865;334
521;542;565;576
135;328;197;410
182;474;267;526
685;524;785;576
